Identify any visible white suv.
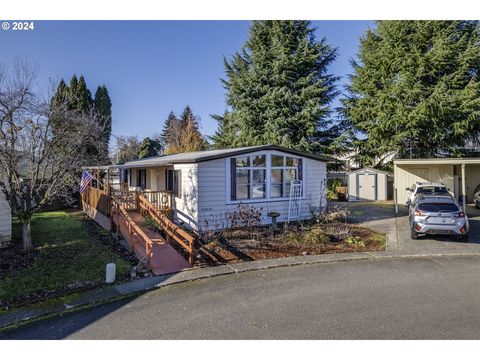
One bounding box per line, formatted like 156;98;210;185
405;182;453;207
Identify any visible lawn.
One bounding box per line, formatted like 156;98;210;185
0;210;131;307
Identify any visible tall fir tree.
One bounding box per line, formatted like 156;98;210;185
160;111;177;148
51;75;112;165
93;85;113;163
75;75;93;113
341;21;480;163
212;20;338;152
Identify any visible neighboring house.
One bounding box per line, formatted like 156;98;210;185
0;191;12;247
332;150;396;171
347;168;393;202
122;145;330;233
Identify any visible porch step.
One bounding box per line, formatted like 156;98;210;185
128;212;191;275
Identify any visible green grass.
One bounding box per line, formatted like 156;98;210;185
0;211;131;303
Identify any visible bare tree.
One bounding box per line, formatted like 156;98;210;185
0;59;102;251
114;135;141;164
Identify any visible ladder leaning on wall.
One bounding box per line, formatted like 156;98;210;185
288;180;303;223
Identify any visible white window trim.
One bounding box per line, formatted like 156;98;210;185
225;152;307;205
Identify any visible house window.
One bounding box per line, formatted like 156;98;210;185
230;154;302;201
166;169;182;197
231;155;267;200
270;155;302;198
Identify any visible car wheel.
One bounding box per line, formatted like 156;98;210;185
475;200;480;209
410;227;419;240
457;234;469;242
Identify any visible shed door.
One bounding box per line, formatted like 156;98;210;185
358;174;376;201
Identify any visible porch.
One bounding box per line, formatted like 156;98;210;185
81;166;195;276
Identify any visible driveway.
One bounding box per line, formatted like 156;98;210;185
3;256;480;339
336;201;480;254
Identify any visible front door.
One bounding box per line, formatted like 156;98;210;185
358;173;376;201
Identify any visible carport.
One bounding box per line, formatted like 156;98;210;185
393;158;480;214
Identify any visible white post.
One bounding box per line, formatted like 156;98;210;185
106;263;116;284
461;163;467;214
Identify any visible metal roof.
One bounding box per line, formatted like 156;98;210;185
122;145;332;168
395;157;480;165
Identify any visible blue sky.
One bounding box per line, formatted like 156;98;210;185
0;20;374;143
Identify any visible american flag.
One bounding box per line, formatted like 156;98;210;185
80;170;94;193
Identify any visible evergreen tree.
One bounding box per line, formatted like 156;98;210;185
213;20;338;152
94;85;113;162
137;137;162;159
163;106;207;154
51;79;69;108
341;21;480;163
210;111;238;149
51;75;112;165
75;75;93;113
69;75;78;102
160;111;177;148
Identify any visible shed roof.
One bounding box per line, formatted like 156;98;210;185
348;167;392;176
394;157;480;166
122;145;332;168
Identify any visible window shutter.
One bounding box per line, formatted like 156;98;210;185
298;159;303;180
165;169;168;190
230;158;236;201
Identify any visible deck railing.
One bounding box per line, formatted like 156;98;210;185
142;190;174;212
111;199;155;269
81;186;110;216
138;193;196;265
111;184;174;214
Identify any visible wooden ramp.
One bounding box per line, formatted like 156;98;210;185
111;205;192;276
128;213;191;275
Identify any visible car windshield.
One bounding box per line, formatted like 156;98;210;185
418;203;459;213
417;186;448;194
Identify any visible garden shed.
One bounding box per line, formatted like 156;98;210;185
0;191;12;247
348;168;393;202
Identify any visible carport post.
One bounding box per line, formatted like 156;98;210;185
461;163;467;214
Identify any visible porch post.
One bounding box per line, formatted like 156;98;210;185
461;163;466;214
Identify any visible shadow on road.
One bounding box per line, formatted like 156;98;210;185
0;295;140;340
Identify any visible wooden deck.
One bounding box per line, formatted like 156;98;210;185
82;184;196;276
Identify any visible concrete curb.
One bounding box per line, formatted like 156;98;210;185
3;250;480;331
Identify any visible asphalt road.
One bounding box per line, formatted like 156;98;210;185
3;256;480;339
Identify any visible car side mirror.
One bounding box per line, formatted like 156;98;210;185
405;187;411;191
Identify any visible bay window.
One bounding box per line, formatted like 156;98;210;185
230;153;302;201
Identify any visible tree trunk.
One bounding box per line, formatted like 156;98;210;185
22;218;33;251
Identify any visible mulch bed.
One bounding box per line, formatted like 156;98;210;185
197;222;386;265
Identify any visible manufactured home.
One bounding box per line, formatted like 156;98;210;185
121;145;330;233
0;191;12;247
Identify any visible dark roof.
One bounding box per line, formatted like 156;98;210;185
123;145;332;168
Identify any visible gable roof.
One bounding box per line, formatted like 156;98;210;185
348;167;393;176
123;145;332;168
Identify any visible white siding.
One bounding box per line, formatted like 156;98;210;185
173;163;199;231
0;192;12;246
197;150;327;233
